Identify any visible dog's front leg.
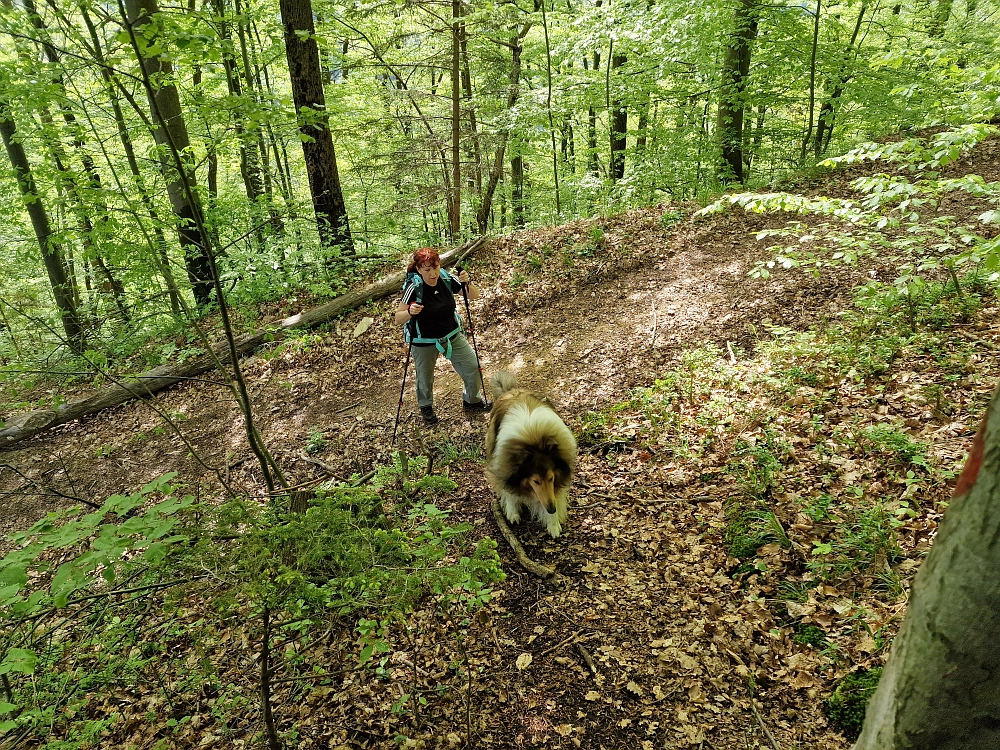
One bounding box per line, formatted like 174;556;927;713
543;517;562;538
500;492;522;525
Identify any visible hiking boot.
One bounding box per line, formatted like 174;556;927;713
462;399;491;414
419;405;439;425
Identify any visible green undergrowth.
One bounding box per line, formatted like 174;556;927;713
825;667;884;740
0;458;502;749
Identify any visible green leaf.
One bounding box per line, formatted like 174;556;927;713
0;701;18;715
0;648;37;676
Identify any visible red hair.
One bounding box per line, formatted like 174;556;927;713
407;247;441;272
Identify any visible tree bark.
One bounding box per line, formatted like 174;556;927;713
814;3;867;157
0;239;484;449
476;24;530;234
609;52;628;182
855;382;1000;749
450;0;462;239
124;0;215;308
279;0;354;257
716;0;759;184
78;3;182;315
0;99;85;354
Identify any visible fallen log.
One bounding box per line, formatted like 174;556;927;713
0;238;486;450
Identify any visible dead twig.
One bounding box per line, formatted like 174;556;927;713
574;642;598;676
490;497;556;579
586;491;617;501
538;630;584;658
750;698;782;750
650;301;658;350
299;455;340;479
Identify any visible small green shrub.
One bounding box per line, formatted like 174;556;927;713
825;667;883;739
808;501;901;581
305;426;327;455
793;624;829;648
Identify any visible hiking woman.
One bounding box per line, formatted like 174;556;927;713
394;248;489;424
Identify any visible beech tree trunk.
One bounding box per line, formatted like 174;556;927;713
476;25;530;234
279;0;354;257
854;381;1000;749
609;53;628;182
716;0;759;184
124;0;215;309
0;99;85;354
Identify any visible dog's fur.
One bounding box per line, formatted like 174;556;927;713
485;371;577;538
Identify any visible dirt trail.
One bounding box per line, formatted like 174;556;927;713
2;138;997;748
0;206;869;536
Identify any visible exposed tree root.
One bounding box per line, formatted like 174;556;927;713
490;496;556;579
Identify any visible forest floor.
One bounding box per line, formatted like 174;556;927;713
2;133;1000;750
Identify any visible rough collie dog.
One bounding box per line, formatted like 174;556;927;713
485;371;577;538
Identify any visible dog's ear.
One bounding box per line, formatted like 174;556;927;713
539;436;560;454
507;447;530;466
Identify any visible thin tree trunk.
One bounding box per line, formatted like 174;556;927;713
510;154;525;227
476;25;530;233
459;17;482;198
636;95;649;151
585;49;600;176
78;3;181;315
0;102;85;353
24;0;131;321
815;3;867;157
799;0;822;163
540;0;561;214
609;51;627;182
450;0;462;239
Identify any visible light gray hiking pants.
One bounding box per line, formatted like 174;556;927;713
411;332;483;407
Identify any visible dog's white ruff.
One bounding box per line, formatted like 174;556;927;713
492;402;575;538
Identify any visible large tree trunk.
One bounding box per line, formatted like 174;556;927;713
855;382;1000;749
124;0;215;309
278;0;354;257
0;239;484;450
716;0;759;184
0;99;85;354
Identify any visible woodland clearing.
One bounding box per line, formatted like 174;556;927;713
0;131;998;750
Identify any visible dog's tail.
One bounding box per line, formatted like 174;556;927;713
490;370;518;399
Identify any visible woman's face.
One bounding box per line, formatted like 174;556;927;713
417;262;440;286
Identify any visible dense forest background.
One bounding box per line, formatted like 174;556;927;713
0;0;997;363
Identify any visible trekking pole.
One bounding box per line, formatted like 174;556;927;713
456;266;490;405
392;342;413;445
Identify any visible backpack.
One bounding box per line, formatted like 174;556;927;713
402;268;463;355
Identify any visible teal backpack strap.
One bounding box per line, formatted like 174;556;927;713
402;268;462;348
